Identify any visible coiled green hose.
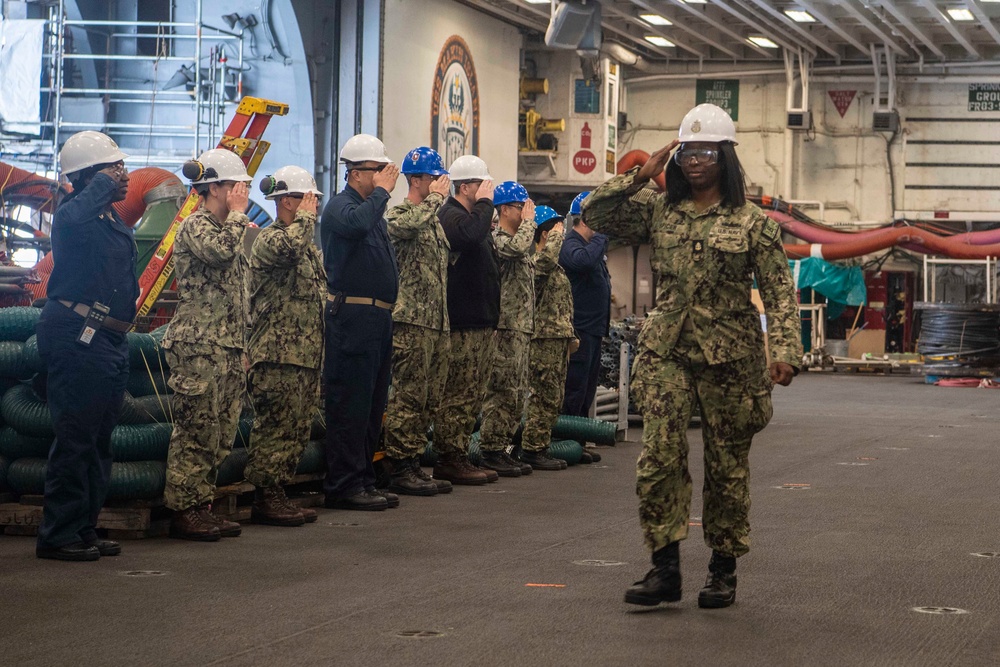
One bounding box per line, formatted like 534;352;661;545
111;423;173;462
0;341;29;380
0;306;41;342
551;415;617;446
6;458;166;500
0;426;51;459
1;384;53;437
548;439;584;465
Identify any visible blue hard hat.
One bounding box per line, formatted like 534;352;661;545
493;181;529;206
400;146;448;176
534;205;563;225
569;191;591;216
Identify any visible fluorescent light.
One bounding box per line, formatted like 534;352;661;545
682;0;707;3
748;36;779;48
640;13;672;26
645;35;676;47
522;0;550;4
784;10;816;23
947;8;975;20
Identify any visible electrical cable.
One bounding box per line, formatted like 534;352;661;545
916;304;1000;375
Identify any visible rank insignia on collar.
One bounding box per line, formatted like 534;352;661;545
693;240;703;252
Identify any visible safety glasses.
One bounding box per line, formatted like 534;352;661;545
673;148;719;166
350;164;387;173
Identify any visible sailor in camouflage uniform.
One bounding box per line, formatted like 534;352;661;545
583;104;801;609
163;149;253;542
520;206;576;472
383;147;453;497
478;181;537;478
244;166;327;527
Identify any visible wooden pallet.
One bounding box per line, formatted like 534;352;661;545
0;473;325;539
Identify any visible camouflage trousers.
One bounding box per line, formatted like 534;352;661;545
522;338;571;452
245;362;321;488
384;323;450;460
435;328;494;455
164;343;245;511
631;327;773;558
479;329;530;453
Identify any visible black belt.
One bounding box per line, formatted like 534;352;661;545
57;300;133;333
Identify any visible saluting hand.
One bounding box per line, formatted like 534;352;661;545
476;179;495;201
227;181;249;215
430;175;451;197
299;191;318;216
770;362;795;387
98;163;128;187
373;164;400;192
552;222;564;235
636;139;679;183
522;198;536;223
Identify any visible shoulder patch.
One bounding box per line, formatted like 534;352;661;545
761;218;781;245
630;188;658;205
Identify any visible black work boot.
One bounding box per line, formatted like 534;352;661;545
520;449;566;471
501;450;532;476
387;458;438;496
481;450;522;477
624;542;682;606
698;552;737;609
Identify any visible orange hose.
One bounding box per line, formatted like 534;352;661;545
616;150;665;191
0;161;68;214
112;167;182;228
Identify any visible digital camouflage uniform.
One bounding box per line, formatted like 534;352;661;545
523;229;576;452
245;209;326;488
384;193;451;460
163;207;249;511
583;168;801;558
479;217;536;453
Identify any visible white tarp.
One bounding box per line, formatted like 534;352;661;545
0;19;45;135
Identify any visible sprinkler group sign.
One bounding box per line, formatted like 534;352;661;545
695;79;739;121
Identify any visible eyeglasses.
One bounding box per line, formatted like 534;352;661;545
674;148;719;166
505;202;525;210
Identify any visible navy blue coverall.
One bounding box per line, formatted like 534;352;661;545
559;227;611;417
36;172;138;549
320;184;399;499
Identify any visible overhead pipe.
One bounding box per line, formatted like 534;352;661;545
616;151;1000;260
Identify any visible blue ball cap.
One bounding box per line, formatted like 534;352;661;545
569;191;591;216
400;146;448;176
493;180;530;206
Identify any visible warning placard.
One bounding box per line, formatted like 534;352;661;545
828;90;857;118
695;80;739;121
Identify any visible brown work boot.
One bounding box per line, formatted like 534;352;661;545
387;458;439;496
473;459;500;483
199;505;242;537
299;506;319;523
252;486;307;527
433;453;489;486
412;464;453;494
169;507;221;542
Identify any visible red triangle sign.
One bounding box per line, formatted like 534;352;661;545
828;90;857;118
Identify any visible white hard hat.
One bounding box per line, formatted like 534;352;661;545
678;103;738;144
448;155;492;181
260;165;323;200
59;131;128;177
182;148;252;185
339;133;392;164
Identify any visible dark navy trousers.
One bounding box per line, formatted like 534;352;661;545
562;332;604;418
323;303;393;499
35;302;128;549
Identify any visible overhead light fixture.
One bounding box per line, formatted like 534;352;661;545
681;0;707;3
748;36;779;48
645;35;676;47
523;0;550;4
946;8;975;20
784;9;816;23
640;13;672;26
